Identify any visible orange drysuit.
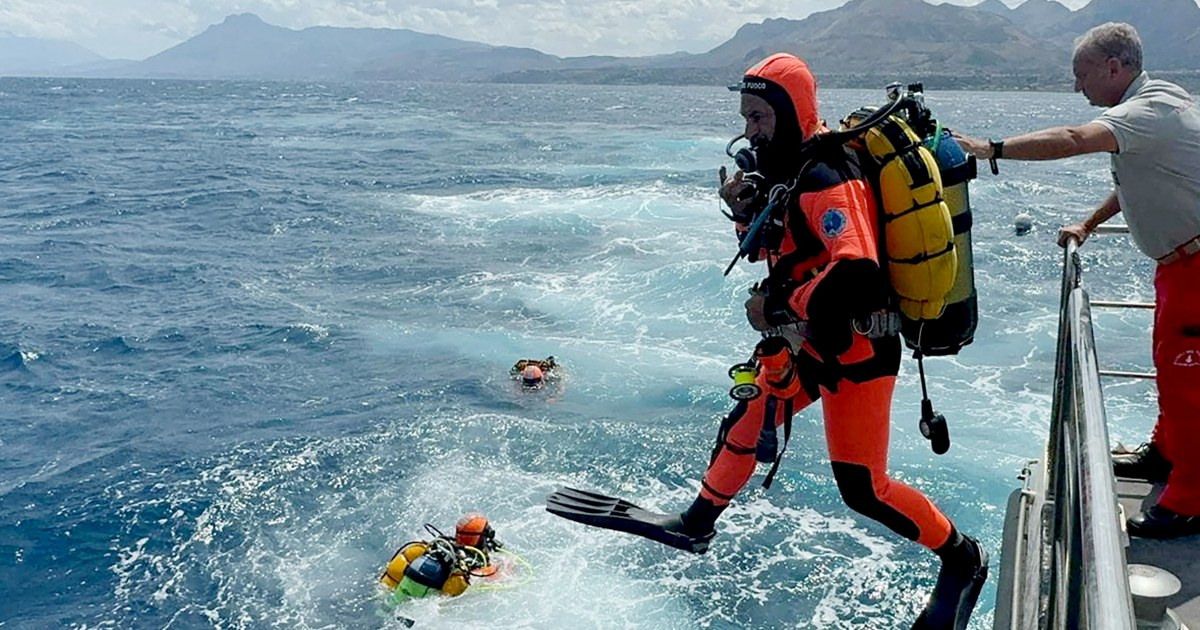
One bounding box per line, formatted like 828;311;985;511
700;53;954;551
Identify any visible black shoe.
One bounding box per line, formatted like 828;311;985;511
913;535;989;630
1111;443;1171;482
1128;505;1200;540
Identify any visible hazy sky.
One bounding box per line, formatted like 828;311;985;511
0;0;1109;61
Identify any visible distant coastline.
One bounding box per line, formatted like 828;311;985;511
2;71;1190;93
3;0;1198;92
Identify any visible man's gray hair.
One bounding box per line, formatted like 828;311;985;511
1073;22;1143;73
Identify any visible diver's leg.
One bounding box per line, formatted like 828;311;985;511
823;375;952;547
680;375;817;534
823;374;986;629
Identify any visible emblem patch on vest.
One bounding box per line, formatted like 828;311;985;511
821;209;847;239
1174;350;1200;367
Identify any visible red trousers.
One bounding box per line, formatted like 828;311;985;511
1152;252;1200;515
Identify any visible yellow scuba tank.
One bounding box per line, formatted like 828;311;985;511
841;90;978;357
441;570;470;596
910;128;978;355
857;115;957;321
381;542;429;589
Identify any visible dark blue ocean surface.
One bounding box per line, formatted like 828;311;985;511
0;78;1156;629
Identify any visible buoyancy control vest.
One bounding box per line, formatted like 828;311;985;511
842;90;978;357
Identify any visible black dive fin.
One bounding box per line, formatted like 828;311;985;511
545;486;713;554
911;543;989;630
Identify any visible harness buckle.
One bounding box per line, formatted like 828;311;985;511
852;311;901;339
770;322;809;352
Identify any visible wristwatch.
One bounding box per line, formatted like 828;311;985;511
988;139;1005;159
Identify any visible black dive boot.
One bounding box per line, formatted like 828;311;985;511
658;497;724;554
912;530;989;630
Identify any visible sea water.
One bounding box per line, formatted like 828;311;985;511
0;78;1157;629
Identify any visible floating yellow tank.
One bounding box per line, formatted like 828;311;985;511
380;542;428;590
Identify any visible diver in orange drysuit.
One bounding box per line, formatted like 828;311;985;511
665;53;988;630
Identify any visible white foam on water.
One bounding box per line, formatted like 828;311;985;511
95;402;1000;629
96;414;724;629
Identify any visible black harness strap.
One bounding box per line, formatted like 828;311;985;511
708;400;747;466
762;398;794;489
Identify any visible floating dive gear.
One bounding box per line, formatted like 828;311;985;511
381;519;506;601
1014;212;1033;236
398;545;455;598
381;542;429;590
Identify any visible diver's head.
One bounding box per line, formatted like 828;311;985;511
738;92;777;154
737;53;819;179
455;513;495;548
521;364;544;387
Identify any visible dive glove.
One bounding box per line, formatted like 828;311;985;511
744;282;799;332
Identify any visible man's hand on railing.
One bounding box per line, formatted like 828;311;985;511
1057;222;1093;248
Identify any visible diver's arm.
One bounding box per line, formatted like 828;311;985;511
764;180;886;329
797;259;887;322
954;123;1118;160
795;179;885;321
1058;191;1121;247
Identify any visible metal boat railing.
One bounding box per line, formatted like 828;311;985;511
995;227;1139;629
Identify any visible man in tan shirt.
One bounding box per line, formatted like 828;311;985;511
956;22;1200;539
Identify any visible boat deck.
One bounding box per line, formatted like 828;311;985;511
1117;477;1200;627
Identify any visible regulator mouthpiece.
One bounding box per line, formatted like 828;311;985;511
725;134;759;173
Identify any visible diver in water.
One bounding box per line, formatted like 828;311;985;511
511;356;558;388
380;513;504;600
547;53;986;630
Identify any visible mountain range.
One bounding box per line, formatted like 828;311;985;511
2;0;1199;90
0;34;105;76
